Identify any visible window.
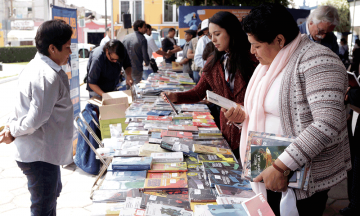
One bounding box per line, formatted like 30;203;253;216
120;0;143;23
163;0;178;23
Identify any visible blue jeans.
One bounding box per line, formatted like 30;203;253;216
193;71;200;84
16;161;62;216
143;68;153;80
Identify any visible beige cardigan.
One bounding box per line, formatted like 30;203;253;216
279;36;351;199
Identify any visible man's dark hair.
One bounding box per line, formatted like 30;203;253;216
103;39;126;62
168;28;176;33
133;20;146;31
146;24;152;30
35;19;73;56
341;38;347;44
242;3;299;47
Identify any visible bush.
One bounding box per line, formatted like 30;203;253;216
0;46;37;63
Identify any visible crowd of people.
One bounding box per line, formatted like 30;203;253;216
0;3;359;216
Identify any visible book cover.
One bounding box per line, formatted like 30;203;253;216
197;154;235;163
105;170;147;181
168;125;199;132
100;179;145;190
151;132;162;139
242;193;275;216
198;129;222;137
144;203;193;216
151;152;184;163
189;188;217;203
193;119;217;127
185;156;202;165
161;130;193;139
147;110;172;116
92;189;141;203
114;149;140;157
147;116;173;121
172;113;193;120
193;144;233;155
144;178;188;192
215;185;256;197
149;138;162;144
251;145;287;180
173;119;194;126
139;144;169;157
187;171;211;189
208;174;252;190
148;162;188;173
192;112;212;117
140;194;191;210
187;164;204;172
193;135;225;140
202;162;242;180
216;196;248;204
147;172;187;179
160;142;198;158
207;204;248;216
112;157;153;171
123;130;149;136
190;202;218;212
90;203;126;216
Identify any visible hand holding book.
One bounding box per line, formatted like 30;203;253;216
221;105;246;124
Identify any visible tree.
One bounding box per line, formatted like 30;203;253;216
320;0;350;33
166;0;292;7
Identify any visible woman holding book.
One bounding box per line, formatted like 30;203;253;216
237;3;350;215
161;11;257;159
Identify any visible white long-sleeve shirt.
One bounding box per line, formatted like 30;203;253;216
194;36;212;68
8;52;74;166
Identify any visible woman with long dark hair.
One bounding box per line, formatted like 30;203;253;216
162;11;257;159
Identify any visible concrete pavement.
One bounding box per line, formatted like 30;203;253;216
0;60;351;216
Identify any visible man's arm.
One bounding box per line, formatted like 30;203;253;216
142;39;150;66
123;49;133;86
187;41;195;59
89;84;105;96
194;38;205;68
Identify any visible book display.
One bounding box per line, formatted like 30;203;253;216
89;71;278;215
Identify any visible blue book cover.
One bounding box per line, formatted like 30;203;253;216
147;110;172;116
105;170;147;181
151;132;162;139
112;157;152;170
207;204;247;216
208;173;252;190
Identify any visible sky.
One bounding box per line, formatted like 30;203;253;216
66;0;112;16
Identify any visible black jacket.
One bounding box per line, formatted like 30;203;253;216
162;37;177;63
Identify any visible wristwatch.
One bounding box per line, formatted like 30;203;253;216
272;162;291;177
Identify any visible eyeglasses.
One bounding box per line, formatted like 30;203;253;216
316;25;327;36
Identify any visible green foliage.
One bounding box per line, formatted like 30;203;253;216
320;0;350;32
166;0;291;6
0;46;37;63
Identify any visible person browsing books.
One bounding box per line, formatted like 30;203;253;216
0;20;75;215
240;4;350;215
161;11;257;159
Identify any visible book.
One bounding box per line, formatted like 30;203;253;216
206;204;248;216
105;171;147;181
193;119;217;127
206;90;244;111
187;171;211;189
192;112;213;118
216;196;248;204
147;110;172;116
191;202;218;212
193;144;233;155
147;172;187;179
114;149;140;157
124;196;142;209
124;135;149;141
160;141;198;158
124;130;149;136
202;162;242;180
197;154;235;163
187;164;204;172
172;113;193;120
147;116;173;121
148;162;188;173
164;93;179;115
138;144;169;157
198;127;222;136
148;138;162;144
193;135;224;140
173;119;194;126
185;156;202;165
168;125;199;132
251;145;287;180
90;202;126;216
189;188;217;203
92;189;141;203
144;203;193;216
151;132;162;139
161;130;193;139
144;178;188;192
208;173;252;190
215;185;255;197
100;179;145;190
112;157;153;171
242;193;275;216
140;194;191;210
150;152;184;163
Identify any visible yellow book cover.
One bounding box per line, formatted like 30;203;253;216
190;202;218;211
124;130;148;136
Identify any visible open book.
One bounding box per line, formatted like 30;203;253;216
206;90;244;110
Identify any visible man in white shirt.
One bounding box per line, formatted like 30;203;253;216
143;24;169;80
194;19;212;69
0;20;74;215
100;27;111;46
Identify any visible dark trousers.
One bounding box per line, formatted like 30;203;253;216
16;161;62;216
267;189;329;216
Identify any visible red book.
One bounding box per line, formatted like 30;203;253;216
192;119;217;127
147;116;173;121
192;112;214;119
144;178;188;192
161;130;193;139
242;193;275;216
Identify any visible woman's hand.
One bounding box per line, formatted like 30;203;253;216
253;160;289;192
221;105;246;124
161;92;178;103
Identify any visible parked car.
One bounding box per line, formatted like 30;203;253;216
78;43;96;58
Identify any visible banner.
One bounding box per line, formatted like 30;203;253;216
178;6;310;39
52;6;80;149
